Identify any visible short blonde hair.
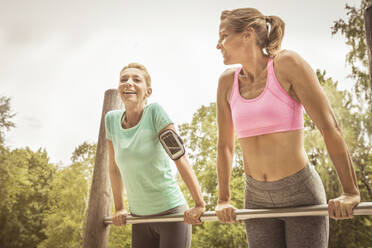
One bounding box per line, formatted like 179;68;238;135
221;8;285;57
120;62;152;87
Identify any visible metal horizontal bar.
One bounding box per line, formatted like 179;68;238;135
104;202;372;225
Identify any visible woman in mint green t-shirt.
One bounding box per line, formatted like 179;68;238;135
105;62;205;248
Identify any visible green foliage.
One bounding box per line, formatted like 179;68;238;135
0;147;55;248
178;103;244;211
303;71;372;247
71;142;97;165
329;216;372;248
38;164;88;248
108;224;132;248
332;0;372;203
332;0;372;102
0;96;15;144
321;3;372;244
178;104;219;210
38;142;96;248
108;194;132;247
192;222;247;248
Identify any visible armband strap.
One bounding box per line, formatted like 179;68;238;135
159;129;185;160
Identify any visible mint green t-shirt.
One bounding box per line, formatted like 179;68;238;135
105;103;186;215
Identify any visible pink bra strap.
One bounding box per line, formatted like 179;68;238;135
267;57;274;75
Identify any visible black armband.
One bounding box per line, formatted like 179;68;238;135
159;129;185;160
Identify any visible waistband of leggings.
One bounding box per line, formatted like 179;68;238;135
245;163;314;191
131;204;188;217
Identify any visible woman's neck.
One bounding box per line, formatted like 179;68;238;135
122;103;145;128
240;50;269;81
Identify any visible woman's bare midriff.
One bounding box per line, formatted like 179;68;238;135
239;129;309;182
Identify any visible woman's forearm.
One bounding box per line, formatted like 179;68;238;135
321;127;359;195
217;144;234;202
109;165;125;211
107;140;125;211
175;156;205;207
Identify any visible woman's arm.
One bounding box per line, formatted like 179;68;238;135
160;124;206;224
107;139;127;225
276;50;360;219
215;69;238;223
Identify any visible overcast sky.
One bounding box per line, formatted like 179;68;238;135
1;0;361;165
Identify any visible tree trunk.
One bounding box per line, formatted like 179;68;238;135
364;4;372;88
83;89;122;248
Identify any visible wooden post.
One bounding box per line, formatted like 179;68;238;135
83;89;122;248
364;4;372;88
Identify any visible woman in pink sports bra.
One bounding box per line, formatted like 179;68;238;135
214;8;360;248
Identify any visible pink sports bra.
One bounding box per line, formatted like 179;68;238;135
229;58;304;138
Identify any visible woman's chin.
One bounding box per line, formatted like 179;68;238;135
121;97;138;104
222;56;234;65
223;59;233;65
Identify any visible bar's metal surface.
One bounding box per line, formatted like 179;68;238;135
104;202;372;225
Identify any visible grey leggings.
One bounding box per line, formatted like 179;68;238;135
244;164;329;248
131;205;191;248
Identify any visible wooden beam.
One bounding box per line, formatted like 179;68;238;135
83;89;122;248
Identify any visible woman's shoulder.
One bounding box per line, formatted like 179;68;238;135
146;102;169;115
274;50;306;70
219;68;236;81
218;67;238;90
146;102;163;111
105;109;123;119
105;110;123;129
273;50;309;80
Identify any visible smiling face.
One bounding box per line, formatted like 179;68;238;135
217;20;247;65
118;68;152;107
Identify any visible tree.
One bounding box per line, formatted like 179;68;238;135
0;96;15;145
332;0;372;201
304;70;372;247
329;2;372;244
0;147;55;248
332;0;372;102
38;142;96;248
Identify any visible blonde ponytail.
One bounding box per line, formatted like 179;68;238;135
265;16;285;56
